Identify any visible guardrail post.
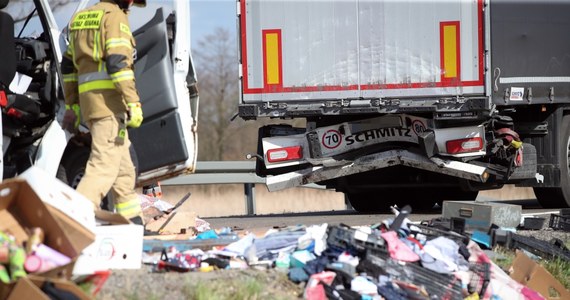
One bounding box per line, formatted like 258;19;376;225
244;183;256;215
344;193;353;211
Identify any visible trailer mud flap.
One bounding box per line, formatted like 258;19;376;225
266;150;489;192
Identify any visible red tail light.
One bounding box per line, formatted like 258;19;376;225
0;91;7;107
446;137;483;154
266;146;303;163
6;108;21;118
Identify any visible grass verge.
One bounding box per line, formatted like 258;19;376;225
182;270;299;300
492;247;570;290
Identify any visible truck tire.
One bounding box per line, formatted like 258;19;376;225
534;115;570;208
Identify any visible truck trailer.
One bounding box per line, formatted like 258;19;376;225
237;0;570;211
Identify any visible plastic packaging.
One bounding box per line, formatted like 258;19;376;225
0;245;9;264
34;244;71;266
0;265;9;283
24;254;56;273
9;246;26;280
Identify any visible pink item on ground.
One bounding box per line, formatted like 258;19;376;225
303;271;336;300
381;231;420;262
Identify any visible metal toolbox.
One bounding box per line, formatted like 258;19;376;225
442;201;522;231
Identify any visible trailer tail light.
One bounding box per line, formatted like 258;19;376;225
6;108;21;118
266;146;303;163
0;91;7;107
446;137;483;154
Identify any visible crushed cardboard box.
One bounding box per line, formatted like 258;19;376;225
0;178;95;298
5;275;91;300
18;167;96;232
510;250;570;300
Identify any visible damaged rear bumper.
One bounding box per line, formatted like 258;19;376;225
266;149;489;192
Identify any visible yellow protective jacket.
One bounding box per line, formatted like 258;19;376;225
61;0;139;122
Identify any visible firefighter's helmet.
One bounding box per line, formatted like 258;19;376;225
112;0;146;10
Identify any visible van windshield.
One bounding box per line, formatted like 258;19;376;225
5;0;81;38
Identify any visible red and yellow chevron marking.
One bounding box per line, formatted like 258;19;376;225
262;29;283;87
440;21;461;82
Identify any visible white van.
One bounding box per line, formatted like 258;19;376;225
0;0;198;189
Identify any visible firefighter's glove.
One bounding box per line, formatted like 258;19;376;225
127;102;143;128
63;104;80;132
511;140;523;149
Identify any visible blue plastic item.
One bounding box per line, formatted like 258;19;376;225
196;230;219;240
471;230;491;249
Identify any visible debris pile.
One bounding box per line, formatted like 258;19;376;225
1;167;569;299
140;204;570;300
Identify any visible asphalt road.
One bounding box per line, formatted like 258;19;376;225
203;198;560;234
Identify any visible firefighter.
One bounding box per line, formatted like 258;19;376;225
61;0;146;224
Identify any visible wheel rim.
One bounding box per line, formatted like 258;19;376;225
70;170;84;189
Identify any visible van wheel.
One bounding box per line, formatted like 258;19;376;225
58;147;112;209
534;115;570;208
62;147;91;190
59;145;140;211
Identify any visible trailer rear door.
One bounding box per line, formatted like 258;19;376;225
239;0;485;103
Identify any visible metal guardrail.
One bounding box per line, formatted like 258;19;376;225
163;161;263;185
162;161;261;215
161;161;328;215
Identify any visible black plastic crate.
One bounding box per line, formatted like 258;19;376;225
549;214;570;232
411;224;470;245
511;234;570;261
523;217;545;230
469;262;490;296
361;251;464;300
326;225;388;257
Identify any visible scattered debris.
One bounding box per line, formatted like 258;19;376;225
136;205;568;300
1;167;569;299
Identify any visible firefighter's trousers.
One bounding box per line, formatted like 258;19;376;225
77;115;141;219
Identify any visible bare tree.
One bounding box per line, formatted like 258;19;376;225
193;27;305;161
194;27;240;161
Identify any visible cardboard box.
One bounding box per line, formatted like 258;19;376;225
13;167;96;261
442;201;522;231
73;210;144;275
18;167;96;233
6;275;91;300
510;251;570;300
0;179;91;263
0;179;95;296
